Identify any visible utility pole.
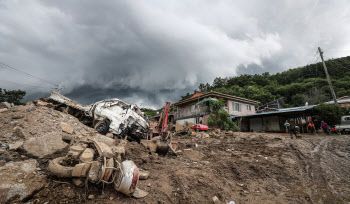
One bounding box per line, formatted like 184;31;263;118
318;47;338;106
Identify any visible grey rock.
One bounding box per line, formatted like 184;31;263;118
0;159;47;202
23;132;68;158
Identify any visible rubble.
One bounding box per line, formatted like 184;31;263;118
0;159;47;202
47;91;150;142
61;122;74;134
23;132;69;158
0;108;8;113
1;101;350;203
9;140;23;151
0;102;13;109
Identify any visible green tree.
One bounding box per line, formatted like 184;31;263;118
140;108;157;118
207;99;238;131
0;88;26;105
315;104;350;126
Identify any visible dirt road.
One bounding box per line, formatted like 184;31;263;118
28;132;350;204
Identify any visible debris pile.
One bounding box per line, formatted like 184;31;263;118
1;101;350;203
0;102;150;202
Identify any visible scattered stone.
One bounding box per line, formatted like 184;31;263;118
88;195;95;199
12;114;25;119
212;196;221;204
63;188;76;199
0;108;8;113
13;127;26;139
139;170;149;180
72;178;85;187
106;133;113;138
3;133;13;138
36;101;48;106
61;123;74;134
23;132;69;158
9;141;24;151
0;159;47;202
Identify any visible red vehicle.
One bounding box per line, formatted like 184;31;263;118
190;124;208;131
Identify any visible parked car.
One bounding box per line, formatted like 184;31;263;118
190;124;209;131
335;115;350;134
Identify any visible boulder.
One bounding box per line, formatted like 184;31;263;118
0;102;11;109
0;108;8;113
0;159;47;202
23;132;69;158
61;122;74;134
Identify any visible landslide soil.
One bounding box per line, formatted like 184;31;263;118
1;104;350;203
30;133;350;204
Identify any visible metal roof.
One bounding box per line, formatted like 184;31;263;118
173;91;259;106
325;99;350;104
238;105;316;117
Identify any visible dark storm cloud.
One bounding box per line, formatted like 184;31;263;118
1;0;350;108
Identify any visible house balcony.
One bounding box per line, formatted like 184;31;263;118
174;105;208;120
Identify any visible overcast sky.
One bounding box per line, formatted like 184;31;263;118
1;0;350;109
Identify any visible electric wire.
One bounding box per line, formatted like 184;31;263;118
0;79;54;89
0;61;57;86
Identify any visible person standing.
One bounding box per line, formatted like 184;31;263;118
321;121;329;135
284;120;290;133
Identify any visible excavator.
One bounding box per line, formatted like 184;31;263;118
141;102;178;154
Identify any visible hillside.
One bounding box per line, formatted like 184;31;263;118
184;56;350;107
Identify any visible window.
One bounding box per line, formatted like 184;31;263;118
246;104;252;111
233;102;242;112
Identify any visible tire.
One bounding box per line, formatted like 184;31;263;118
94;119;110;135
48;157;73;177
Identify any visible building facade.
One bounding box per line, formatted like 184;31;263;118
172;91;259;130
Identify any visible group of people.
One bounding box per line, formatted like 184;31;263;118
284;120;337;139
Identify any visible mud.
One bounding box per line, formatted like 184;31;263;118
15;133;350;204
1;104;350;203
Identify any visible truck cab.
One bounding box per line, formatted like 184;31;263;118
335;115;350;134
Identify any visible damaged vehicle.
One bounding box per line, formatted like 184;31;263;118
48;135;149;198
47;91;150;142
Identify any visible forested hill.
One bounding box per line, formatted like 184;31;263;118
182;56;350;107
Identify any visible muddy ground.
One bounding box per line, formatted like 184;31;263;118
29;133;350;204
1;104;350;203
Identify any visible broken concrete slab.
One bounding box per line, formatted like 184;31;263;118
9;141;24;151
0;108;8;113
61;122;74;134
0;102;11;109
23;132;68;158
0;159;47;202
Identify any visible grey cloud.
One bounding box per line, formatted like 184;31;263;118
1;0;350;108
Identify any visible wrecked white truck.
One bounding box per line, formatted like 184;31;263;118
47;91;150;142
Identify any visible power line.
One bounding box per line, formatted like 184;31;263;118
0;61;57;86
323;50;350;53
0;79;54;89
